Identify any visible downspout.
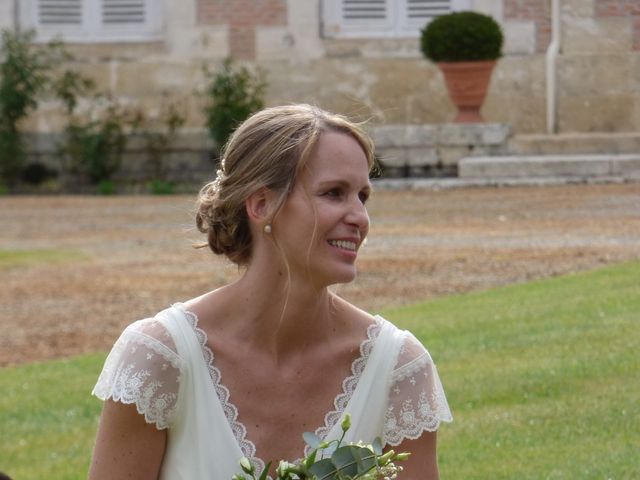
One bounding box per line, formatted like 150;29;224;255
13;0;20;32
546;0;561;133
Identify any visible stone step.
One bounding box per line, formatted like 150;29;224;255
509;133;640;155
458;154;640;180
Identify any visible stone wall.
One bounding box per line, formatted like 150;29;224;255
23;123;511;184
4;0;640;137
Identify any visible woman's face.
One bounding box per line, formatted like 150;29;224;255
272;130;371;288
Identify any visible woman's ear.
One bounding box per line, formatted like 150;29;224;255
245;188;273;224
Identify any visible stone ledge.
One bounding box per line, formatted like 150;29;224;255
459;154;640;179
371;123;512;175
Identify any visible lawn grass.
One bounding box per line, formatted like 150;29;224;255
384;260;640;479
0;249;87;270
1;261;638;479
0;354;105;479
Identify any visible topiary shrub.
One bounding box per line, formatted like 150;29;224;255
420;11;503;63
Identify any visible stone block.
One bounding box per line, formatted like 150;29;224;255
562;17;632;55
561;0;595;17
256;27;296;60
406;148;438;166
404;125;437;147
114;61;201;97
377;148;409;168
459;155;615;179
558;95;635;132
503;21;536;55
439;146;479;166
438;124;508;146
167;27;229;58
610;155;640;178
370;126;410;148
558;55;632;96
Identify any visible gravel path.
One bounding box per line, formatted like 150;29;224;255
1;183;639;366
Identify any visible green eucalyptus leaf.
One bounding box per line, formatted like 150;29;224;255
303;432;323;449
330;446;363;477
350;446;377;474
307;458;337;479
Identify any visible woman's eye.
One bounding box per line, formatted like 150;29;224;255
324;188;341;198
358;191;370;204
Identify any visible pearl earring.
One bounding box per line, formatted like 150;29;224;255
263;224;272;234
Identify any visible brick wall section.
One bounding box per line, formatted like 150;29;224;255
596;0;640;50
504;0;551;53
197;0;287;59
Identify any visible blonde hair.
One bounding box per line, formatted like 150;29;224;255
195;104;375;266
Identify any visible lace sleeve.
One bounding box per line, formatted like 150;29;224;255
383;331;453;446
92;318;183;430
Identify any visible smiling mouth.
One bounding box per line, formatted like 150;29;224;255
328;240;357;251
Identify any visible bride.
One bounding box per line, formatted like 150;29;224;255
89;104;452;479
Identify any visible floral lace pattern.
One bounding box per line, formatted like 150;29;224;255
92;319;183;429
178;306;267;475
307;318;382;455
382;332;452;446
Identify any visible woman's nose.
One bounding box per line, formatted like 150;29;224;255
345;196;369;229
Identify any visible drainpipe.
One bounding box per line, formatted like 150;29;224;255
13;0;20;32
546;0;561;133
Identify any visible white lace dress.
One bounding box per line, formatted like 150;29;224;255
92;303;452;479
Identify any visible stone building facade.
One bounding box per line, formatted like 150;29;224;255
1;0;639;136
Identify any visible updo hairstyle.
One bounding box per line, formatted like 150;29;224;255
195;104;375;266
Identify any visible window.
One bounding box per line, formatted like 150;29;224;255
322;0;471;38
20;0;164;42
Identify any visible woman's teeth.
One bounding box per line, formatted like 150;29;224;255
329;240;356;251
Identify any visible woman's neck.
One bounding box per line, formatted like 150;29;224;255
197;262;346;363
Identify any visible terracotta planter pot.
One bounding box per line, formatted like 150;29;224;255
437;60;496;123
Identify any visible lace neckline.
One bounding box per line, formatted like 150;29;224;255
174;303;382;470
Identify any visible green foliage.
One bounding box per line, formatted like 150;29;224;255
1;29;186;192
96;179;116;195
236;415;407;479
136;99;185;182
420;11;504;63
202;58;266;151
148;179;175;195
52;69;96;115
58;90;185;188
58;100;133;185
0;29;69;185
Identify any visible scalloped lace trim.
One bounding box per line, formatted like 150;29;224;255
176;305;266;475
175;304;381;475
305;316;383;455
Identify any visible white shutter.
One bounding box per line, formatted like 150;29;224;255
399;0;451;35
342;0;387;21
22;0;162;42
37;0;83;25
101;0;146;25
323;0;394;38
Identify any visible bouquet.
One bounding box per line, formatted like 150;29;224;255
232;414;409;480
